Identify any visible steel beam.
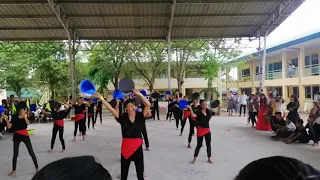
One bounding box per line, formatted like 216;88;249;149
253;0;303;37
166;0;177;91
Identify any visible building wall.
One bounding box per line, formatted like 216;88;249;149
0;89;7;105
227;38;320;112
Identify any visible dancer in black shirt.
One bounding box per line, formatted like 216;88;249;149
191;100;214;164
93;89;151;180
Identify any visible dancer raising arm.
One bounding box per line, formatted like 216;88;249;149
93;89;151;180
5;102;39;176
191;99;214;164
41;102;71;152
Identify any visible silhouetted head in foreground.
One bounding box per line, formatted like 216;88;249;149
32;156;112;180
235;156;320;180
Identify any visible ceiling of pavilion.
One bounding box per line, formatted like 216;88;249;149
0;0;304;41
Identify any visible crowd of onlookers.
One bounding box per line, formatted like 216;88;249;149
227;90;320;147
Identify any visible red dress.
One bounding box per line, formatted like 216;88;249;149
256;102;271;131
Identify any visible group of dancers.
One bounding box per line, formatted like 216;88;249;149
1;88;217;179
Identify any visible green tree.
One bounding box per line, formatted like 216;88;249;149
128;42;166;91
202;40;242;100
89;41;129;89
172;40;208;92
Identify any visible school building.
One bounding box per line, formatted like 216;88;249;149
227;30;320;112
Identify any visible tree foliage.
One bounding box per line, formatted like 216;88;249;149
127;42;166;91
172;40;209;92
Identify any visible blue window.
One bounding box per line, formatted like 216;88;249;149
291;58;298;67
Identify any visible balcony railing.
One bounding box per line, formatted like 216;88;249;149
304;65;320;76
266;69;282;80
286;67;298;78
240;75;251;82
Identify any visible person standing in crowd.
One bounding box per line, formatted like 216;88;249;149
188;98;199;148
5;102;39;176
95;99;103;125
73;98;86;142
239;92;247;117
227;91;235;116
87;98;95;129
256;94;271;131
191;100;214;164
247;94;257;128
166;95;173;121
0;111;8;139
93;89;151;180
286;95;300;124
152;96;160;120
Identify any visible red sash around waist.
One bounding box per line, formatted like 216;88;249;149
191;116;196;121
197;126;210;137
96;108;101;111
54;119;64;127
121;138;143;160
74;114;85;121
15;129;29;136
82;110;86;113
183;111;191;120
88;113;93;117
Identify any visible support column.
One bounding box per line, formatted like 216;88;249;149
298;47;305;111
68;31;77;103
282;51;288;79
167;39;171;91
282;85;287;100
237;68;241;94
218;67;222;102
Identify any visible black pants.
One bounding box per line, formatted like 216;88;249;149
95;110;102;124
152;106;160;120
188;119;196;143
166;109;172;120
0;120;6;132
121;146;144;180
74;119;86;136
175;117;182;129
141;123;150;148
240;105;246;115
12;135;38;171
87;115;94;129
291;134;310;143
194;132;211;158
180;119;187;135
51;124;65;150
248;112;257;126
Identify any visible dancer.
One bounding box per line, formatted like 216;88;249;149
87;98;95;129
188;99;199;148
138;103;151;151
94;89;150;180
180;101;192;136
42;102;70;152
73;98;86;141
5;102;38;176
166;95;173;121
256;94;272;131
247;95;257;128
95;99;103;125
191;100;214;164
152;96;160;120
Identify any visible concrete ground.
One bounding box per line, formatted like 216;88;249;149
0;112;319;180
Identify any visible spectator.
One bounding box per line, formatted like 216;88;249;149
307;99;320;147
239;92;247;117
285;119;310;144
271;112;286;132
271;118;296;141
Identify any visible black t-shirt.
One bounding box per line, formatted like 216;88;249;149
11;115;27;131
73;104;85;115
97;101;102;109
294;127;308;136
153;99;159;107
51;109;70;120
88;103;95;114
192;105;200;114
116;112;144;138
273;118;286;127
195;109;213;128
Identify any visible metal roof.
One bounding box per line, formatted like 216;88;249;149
0;0;304;41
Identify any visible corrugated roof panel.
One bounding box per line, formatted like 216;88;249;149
0;4;54;16
0;19;61;28
0;30;66;40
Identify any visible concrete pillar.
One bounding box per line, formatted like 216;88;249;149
298;47;305;111
237;68;241;94
282;51;288;79
282;85;287;100
218;67;222;102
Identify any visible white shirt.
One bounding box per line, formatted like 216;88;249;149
286;122;296;132
275;102;284;114
239;95;247;105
